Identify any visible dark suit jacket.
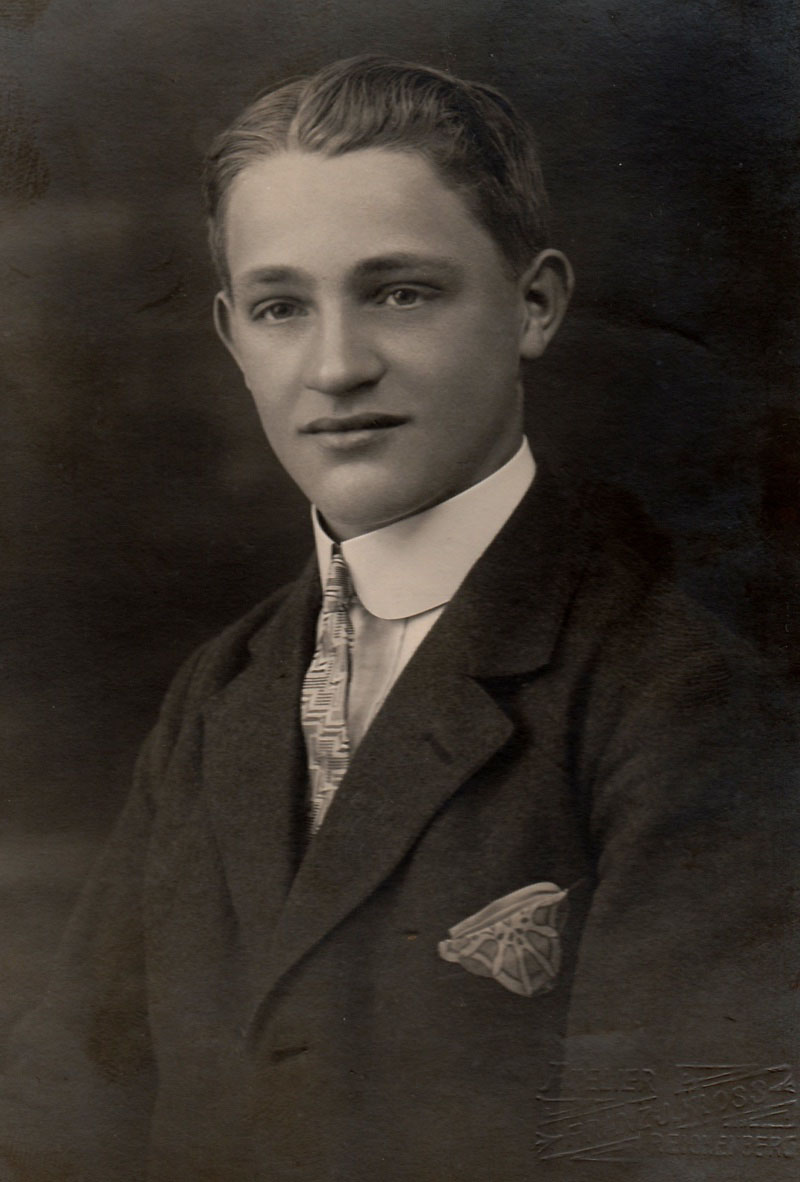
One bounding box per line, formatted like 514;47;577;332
1;468;797;1181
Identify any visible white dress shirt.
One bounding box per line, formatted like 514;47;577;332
311;438;535;750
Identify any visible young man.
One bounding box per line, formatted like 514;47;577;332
0;56;795;1182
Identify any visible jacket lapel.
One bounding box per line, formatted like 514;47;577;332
255;655;515;1009
201;561;319;987
250;466;590;1015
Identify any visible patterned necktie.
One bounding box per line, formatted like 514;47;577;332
301;546;354;832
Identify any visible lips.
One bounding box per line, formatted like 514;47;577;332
301;413;408;434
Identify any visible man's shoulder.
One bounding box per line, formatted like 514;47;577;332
522;469;771;713
567;475;736;653
554;474;792;754
158;563;315;719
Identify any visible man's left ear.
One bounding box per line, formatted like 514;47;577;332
518;249;574;360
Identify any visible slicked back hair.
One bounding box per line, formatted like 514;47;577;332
203;55;552;289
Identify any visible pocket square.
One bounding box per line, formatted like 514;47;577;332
438;882;568;998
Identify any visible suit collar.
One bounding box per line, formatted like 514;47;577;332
243;458;583;678
430;459;590;678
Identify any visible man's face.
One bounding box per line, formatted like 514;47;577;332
216;147;561;539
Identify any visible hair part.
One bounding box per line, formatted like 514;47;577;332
203;55;552;289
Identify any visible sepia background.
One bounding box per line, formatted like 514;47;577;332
1;0;798;1045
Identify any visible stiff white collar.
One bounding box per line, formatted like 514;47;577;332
311;438;535;621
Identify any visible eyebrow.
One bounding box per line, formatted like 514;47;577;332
351;253;463;281
236;254;464;292
237;265;309;289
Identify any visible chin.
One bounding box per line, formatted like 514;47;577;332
317;485;427;539
334;496;465;541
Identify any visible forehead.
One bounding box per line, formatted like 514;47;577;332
222;147;506;289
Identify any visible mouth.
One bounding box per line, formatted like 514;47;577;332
301;413;408;435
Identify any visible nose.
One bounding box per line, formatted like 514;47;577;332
301;306;385;397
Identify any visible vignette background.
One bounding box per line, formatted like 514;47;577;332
1;0;798;1044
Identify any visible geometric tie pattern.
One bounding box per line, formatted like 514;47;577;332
300;545;354;833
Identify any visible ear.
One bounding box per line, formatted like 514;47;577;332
213;290;245;372
518;249;574;360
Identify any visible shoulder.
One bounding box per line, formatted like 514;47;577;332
566;475;750;675
177;573;307;698
553;478;796;831
548;473;791;764
136;565;314;781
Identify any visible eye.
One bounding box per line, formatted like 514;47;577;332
254;300;304;322
380;286;428;309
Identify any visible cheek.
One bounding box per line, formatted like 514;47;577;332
405;334;518;420
236;345;292;416
405;309;519;379
252;400;298;454
234;323;289;377
239;380;294;456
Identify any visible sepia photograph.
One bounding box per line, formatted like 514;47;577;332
0;2;798;1179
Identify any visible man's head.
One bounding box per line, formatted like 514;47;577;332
206;56;573;539
205;55;553;291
